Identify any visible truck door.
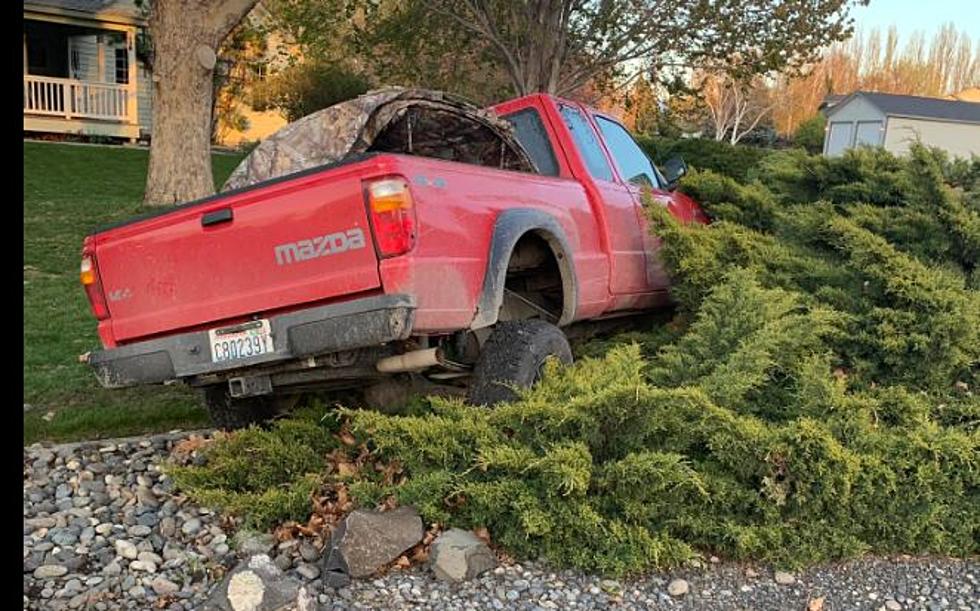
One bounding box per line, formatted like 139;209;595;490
557;104;651;295
591;115;672;291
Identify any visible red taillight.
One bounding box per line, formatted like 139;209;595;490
81;240;109;320
365;177;417;258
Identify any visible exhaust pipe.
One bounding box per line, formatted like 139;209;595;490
376;348;442;373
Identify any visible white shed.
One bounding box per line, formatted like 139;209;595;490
822;91;980;159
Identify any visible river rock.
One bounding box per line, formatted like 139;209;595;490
322;507;423;580
429;528;497;582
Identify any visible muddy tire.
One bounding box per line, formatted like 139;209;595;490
202;386;281;430
467;319;572;406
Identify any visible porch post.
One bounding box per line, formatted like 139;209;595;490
126;27;138;133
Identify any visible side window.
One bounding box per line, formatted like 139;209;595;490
560;105;614;182
503;108;560;176
595;116;659;188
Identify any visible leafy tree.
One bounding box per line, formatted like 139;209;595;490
793;114;827;154
251;61;372;122
408;0;869;96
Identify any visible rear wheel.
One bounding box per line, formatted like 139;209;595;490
467;319;572;406
202;386;291;430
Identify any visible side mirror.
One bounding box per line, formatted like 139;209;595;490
661;156;688;190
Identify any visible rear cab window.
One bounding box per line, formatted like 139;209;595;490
502;108;560;177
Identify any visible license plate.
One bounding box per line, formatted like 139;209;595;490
208;320;274;363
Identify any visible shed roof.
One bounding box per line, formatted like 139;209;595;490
829;91;980;124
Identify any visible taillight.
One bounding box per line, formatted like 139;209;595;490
365;177;417;258
80;240;109;320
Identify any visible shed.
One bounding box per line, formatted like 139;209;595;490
822;91;980;158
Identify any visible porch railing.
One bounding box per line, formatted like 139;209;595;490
24;75;132;122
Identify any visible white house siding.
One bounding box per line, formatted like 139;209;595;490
137;63;152;134
884;117;980;158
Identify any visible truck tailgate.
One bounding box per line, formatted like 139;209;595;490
95;168;380;343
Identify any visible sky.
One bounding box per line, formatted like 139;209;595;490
850;0;980;39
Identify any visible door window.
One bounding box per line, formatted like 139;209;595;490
595;116;660;188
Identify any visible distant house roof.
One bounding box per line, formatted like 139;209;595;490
828;91;980;125
948;87;980;103
24;0;145;26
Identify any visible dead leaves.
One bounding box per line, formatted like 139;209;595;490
386;522;442;573
171;434;213;463
806;595;825;611
336;423;357;447
273;481;355;544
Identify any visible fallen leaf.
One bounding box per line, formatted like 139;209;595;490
807;596;825;611
336;424;356;446
393;555;411;569
473;526;491;545
171;434;212;462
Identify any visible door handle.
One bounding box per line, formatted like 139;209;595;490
202;208;233;227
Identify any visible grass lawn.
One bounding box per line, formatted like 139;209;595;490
24;142;243;445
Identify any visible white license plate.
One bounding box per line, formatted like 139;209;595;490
208;320;274;363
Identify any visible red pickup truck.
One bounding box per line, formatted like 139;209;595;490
80;91;706;428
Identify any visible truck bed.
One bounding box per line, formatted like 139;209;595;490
90;154;393;346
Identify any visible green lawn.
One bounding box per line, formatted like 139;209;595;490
23;142;243;444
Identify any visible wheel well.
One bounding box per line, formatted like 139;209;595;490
499;231;568;324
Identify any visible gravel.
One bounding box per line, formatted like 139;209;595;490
24;430;980;610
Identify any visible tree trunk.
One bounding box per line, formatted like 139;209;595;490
144;0;258;206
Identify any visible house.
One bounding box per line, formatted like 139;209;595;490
947;86;980;103
822;91;980;158
212;2;293;147
24;0;154;141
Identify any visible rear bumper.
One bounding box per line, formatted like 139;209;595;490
87;294;416;389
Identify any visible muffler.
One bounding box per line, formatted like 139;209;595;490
375;348;442;373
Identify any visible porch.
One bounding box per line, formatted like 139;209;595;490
23;9;142;141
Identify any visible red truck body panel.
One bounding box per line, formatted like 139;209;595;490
85;93;706;353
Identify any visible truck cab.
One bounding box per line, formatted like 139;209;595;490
497;94;705;302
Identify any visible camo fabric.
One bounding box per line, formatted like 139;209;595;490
222;87;538;192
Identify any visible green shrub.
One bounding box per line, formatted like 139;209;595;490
179;143;979;577
636;135;773;182
167;411;340;530
792;115;826;154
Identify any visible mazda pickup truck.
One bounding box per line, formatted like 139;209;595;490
80;88;707;428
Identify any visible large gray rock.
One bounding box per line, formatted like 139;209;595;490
429;528;497;582
322;507;423;583
203;554;316;611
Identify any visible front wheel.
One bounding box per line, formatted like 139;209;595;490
467;319;573;406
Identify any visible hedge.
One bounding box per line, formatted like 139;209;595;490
636;135;775;182
173;144;980;578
